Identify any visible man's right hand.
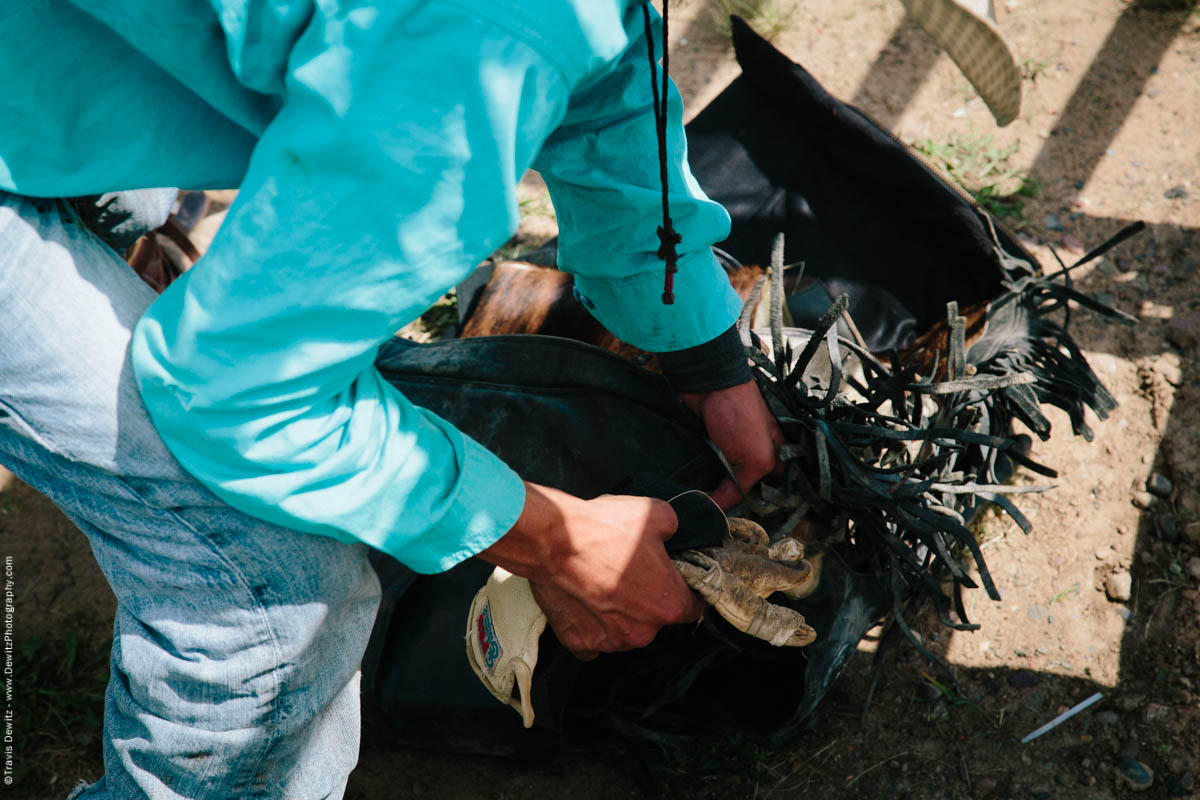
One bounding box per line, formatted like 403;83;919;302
479;483;703;660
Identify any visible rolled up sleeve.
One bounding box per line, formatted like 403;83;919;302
533;5;743;353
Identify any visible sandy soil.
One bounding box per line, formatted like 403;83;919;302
6;0;1199;798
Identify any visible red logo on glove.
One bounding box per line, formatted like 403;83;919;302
476;600;502;672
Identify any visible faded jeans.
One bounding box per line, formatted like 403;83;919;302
0;190;381;799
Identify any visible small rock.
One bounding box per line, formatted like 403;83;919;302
1147;473;1175;498
1044;213;1065;231
1021;688;1048;713
1167;773;1190;797
1095;291;1116;307
1132;491;1158;510
1168;686;1192;705
1106;570;1133;602
1115;694;1144;712
972;776;998;798
1142;703;1169;723
1183;522;1200;545
1188;557;1200;581
1164;186;1189;200
1009;669;1041;688
1063;234;1085;255
1182;773;1196;792
916;681;942;701
1056;771;1077;787
1096;546;1113;560
1152;356;1183;386
1167;311;1200;351
915;739;941;758
1027;604;1048;620
1094;710;1120;725
1117;757;1154;791
1114;606;1133;621
1157;514;1180;543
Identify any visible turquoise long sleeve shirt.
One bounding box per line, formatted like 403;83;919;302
0;0;741;573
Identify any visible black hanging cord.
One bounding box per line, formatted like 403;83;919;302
641;1;681;305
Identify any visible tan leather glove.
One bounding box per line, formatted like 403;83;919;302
673;518;818;647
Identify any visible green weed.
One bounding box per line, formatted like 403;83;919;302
910;133;1039;224
1020;56;1052;82
707;0;798;41
920;672;971;709
1047;582;1081;607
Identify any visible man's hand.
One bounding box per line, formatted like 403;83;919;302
679;380;782;510
479;484;704;660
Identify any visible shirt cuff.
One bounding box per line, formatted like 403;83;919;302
655;324;752;394
571;249;744;353
407;432;527;574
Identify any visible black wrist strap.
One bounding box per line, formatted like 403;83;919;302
656;324;752;394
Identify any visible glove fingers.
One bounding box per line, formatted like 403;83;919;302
710;570;817;647
511;659;536;729
674;551;725;602
675;551;817;647
710;548;813;596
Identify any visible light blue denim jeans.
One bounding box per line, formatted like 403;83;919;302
0;190;381;799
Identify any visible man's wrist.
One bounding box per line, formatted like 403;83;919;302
479;482;567;585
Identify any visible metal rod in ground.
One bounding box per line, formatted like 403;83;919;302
1020;691;1104;744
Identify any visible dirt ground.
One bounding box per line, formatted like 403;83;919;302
6;0;1199;798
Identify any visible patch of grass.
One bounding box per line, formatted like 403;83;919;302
489;236;531;263
1020;56;1052;82
920;672;971;710
489;187;557;264
517;193;554;220
1147;547;1193;592
1047;582;1081;607
1140;547;1194;640
400;289;458;343
909;133;1040;225
707;0;798;41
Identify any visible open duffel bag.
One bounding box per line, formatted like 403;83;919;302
361;18;1138;755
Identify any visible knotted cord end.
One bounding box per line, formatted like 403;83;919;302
643;0;680;307
657;223;681;305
